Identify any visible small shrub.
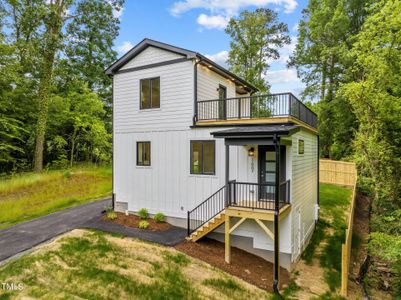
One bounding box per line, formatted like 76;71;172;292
106;211;117;220
138;220;149;229
137;208;149;219
153;212;165;223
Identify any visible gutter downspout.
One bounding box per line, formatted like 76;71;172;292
193;58;200;126
111;75;115;211
273;134;281;296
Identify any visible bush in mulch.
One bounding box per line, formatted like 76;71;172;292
102;212;171;231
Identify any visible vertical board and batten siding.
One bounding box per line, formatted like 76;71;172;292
120;46;184;70
113;60;194;132
290;129;318;262
114;128;256;218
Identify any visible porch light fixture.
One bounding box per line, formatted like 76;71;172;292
248;147;255;157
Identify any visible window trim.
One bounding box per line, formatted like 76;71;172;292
190;140;216;175
136;141;151;166
139;77;160;110
298;139;305;155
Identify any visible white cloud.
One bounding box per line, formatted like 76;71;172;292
117;41;134;54
205;50;229;68
197;14;228;29
170;0;298;18
264;69;298;84
292;23;299;33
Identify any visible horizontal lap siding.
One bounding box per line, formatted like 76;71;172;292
197;65;236;101
113;60;194;132
291;130;318;260
120;46;184;70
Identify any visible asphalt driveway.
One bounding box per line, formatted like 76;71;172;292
0;198;187;263
0;198;111;262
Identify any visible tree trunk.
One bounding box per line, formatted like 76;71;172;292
70;128;78;167
33;0;66;172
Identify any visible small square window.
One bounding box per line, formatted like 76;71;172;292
137;142;151;166
298;139;305;155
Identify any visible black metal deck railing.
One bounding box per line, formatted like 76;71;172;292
187;180;291;235
196;93;317;129
227;180;290;210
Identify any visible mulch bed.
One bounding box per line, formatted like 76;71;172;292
175;238;289;292
102;212;171;232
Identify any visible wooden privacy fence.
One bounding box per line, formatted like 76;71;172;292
320;159;356;187
319;159;357;297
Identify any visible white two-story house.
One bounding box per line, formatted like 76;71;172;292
106;38;319;290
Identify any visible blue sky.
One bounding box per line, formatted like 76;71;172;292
113;0;307;97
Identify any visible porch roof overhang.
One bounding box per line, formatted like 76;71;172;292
211;124;299;146
211;124;300;138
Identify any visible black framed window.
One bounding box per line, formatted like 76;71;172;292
190;140;215;175
137;142;151;166
298;139;305;155
140;77;160;109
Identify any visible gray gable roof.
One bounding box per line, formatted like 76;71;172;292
105;38;258;93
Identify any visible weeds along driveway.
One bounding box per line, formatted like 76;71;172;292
0;198;111;262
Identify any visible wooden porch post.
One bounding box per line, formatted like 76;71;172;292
225;214;231;263
273;134;280;293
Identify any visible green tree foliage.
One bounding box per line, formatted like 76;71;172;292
225;8;290;93
338;0;401;295
339;0;401;207
0;0;123;173
289;0;369;158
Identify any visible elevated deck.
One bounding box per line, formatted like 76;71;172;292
194;93;317;130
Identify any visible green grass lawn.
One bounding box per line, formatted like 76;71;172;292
299;183;352;297
0;165;112;229
0;229;270;300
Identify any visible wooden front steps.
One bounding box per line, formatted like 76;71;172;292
187;212;226;242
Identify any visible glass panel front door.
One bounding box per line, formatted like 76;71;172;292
259;146;276;201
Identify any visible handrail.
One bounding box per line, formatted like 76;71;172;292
188;185;225;213
187;180;291;236
196;92;317;129
187;185;226;235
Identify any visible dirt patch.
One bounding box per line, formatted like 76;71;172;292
102;212;172;231
348;193;372;299
175;238;289;292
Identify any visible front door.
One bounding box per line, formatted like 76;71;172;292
258;146;276;201
218;85;227;119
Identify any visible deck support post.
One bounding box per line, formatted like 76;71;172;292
273;134;281;294
225;214;231;263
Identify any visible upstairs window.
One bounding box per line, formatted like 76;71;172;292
140;77;160;109
190;141;215;175
298;139;305;155
137;142;151;166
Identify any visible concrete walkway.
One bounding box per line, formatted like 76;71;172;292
0;198;111;262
